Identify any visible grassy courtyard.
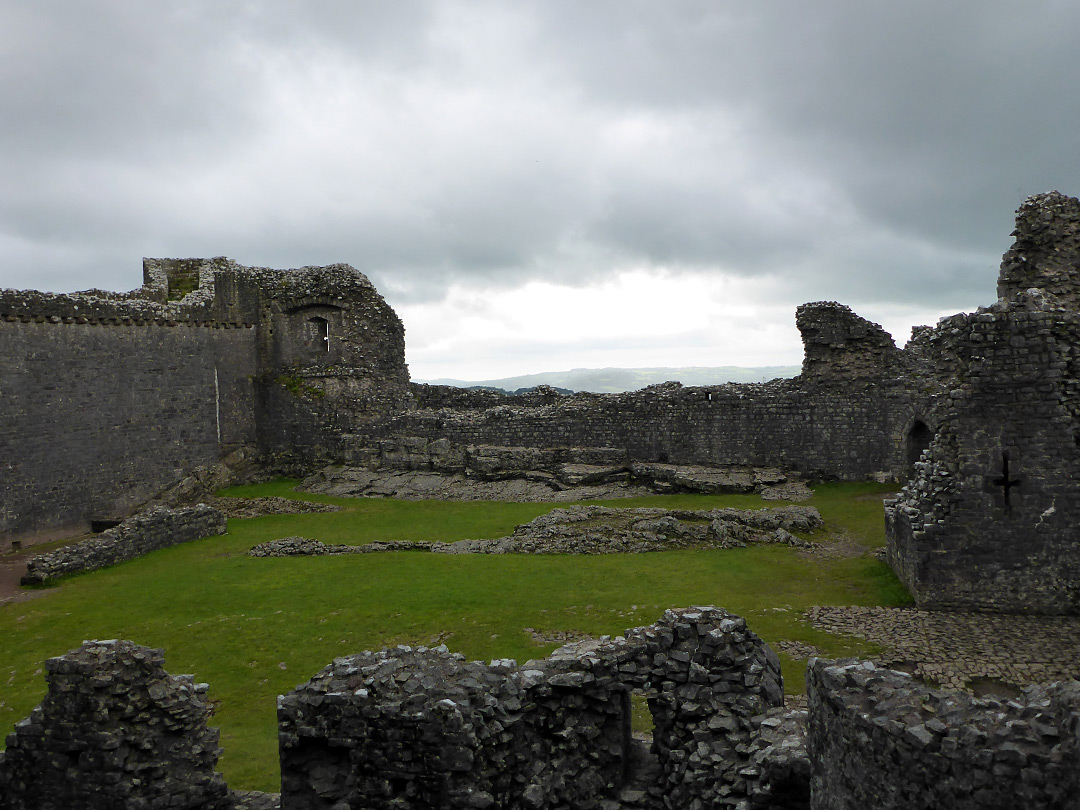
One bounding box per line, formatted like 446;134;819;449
0;481;909;791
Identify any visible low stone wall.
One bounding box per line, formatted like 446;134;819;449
249;505;822;558
5;615;1078;808
278;606;785;809
806;658;1080;809
21;504;226;585
0;639;230;810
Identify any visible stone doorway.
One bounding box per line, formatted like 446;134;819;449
904;420;933;479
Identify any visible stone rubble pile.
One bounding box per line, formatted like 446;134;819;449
21;504;226;585
207;496;341;520
432;505;821;555
248;536;432;557
248;506;821;558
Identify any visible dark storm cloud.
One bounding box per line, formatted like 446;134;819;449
1;0;1077;315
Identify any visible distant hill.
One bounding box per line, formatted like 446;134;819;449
415;365;801;394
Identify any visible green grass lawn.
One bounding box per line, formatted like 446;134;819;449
0;480;909;791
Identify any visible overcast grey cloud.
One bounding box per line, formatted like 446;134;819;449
2;1;1078;377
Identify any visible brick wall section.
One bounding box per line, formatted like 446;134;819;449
21;504;226;585
806;658;1080;809
0;639;230;810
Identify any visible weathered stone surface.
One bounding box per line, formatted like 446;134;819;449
805;605;1080;692
886;191;1080;614
248;505;821;557
302;459;808;502
807;657;1080;809
21;504;226;585
278;607;784;809
745;707;810;809
0;639;229;810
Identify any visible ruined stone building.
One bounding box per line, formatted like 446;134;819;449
4;192;1080;614
4;610;1079;810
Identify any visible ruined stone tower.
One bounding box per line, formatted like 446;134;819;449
886;192;1080;614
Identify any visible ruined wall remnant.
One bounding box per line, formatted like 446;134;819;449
998;190;1080;308
807;658;1080;809
21;504;226;585
0;640;230;810
886;192;1080;614
278;606;785;809
0;258;408;543
795;301;906;383
377;377;917;482
7;617;1080;807
247;263;410;468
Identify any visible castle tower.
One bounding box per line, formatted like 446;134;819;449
886;192;1080;613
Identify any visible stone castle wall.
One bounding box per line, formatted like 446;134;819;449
386;299;931;483
387;379;917;480
886;192;1080;614
0;310;257;544
0;258;408;544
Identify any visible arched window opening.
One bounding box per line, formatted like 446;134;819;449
905;420;933;479
306;317;330;353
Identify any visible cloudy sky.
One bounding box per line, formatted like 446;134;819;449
3;2;1078;380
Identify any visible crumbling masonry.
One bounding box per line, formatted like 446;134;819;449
5;193;1080;614
4;611;1080;809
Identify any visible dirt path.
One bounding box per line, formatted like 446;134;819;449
0;547;49;607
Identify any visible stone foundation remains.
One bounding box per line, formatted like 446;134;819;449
300;454;810;502
249;505;821;557
20;504;226;585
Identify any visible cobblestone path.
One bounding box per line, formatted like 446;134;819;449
806;605;1080;692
